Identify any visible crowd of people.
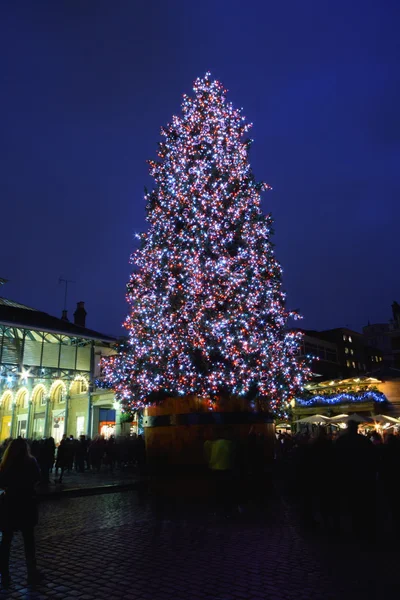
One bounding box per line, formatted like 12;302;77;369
0;433;146;484
278;422;400;537
0;433;146;589
0;420;398;588
202;421;400;535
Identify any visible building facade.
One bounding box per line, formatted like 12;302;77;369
0;294;119;442
304;327;383;378
294;372;400;421
363;302;400;369
298;330;340;380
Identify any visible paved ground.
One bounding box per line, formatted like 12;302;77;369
0;485;399;600
37;468;139;496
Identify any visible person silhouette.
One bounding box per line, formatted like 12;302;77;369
309;427;335;528
0;438;41;587
205;428;235;517
335;420;376;537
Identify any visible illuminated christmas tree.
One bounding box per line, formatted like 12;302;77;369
103;73;309;414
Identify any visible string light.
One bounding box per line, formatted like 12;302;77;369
297;391;386;407
102;73;310;414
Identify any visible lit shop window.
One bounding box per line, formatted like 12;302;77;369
76;416;85;436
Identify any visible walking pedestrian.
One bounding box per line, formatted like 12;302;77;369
205;428;235;517
136;434;146;475
71;436;80;471
335;420;377;538
75;435;88;473
55;435;69;483
39;437;55;483
0;438;41;588
380;433;400;530
105;436;117;472
85;436;92;471
309;427;335;529
89;436;105;473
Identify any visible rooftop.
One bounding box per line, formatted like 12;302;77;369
365;366;400;380
305;327;362;337
0;298;115;343
0;297;39;311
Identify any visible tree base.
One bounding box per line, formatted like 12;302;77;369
143;395;274;470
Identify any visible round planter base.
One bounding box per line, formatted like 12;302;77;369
143;396;275;471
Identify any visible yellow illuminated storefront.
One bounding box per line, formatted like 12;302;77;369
0;295;119;441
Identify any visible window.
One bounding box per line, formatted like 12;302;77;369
54;386;65;404
358;363;362;369
16;390;28;409
1;392;13;412
35;388;46;406
33;417;45;438
17;419;27;438
348;336;353;343
345;347;349;354
363;364;366;370
76;416;85;436
375;356;379;362
350;349;354;355
70;379;88;395
352;361;356;368
343;334;347;341
371;356;375;362
346;360;351;367
380;357;383;362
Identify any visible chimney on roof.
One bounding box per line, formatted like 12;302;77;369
61;309;69;321
74;301;87;328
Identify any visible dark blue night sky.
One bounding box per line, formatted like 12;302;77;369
1;0;399;337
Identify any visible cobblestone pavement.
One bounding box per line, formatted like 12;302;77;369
37;467;139;496
0;487;398;600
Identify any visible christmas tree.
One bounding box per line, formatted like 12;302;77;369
103;73;309;414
